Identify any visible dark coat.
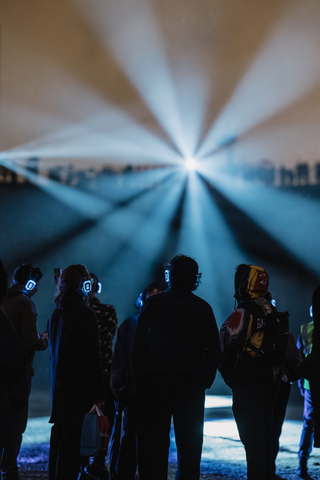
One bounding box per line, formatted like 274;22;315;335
134;286;221;389
2;284;47;376
111;314;139;400
48;298;104;424
0;307;27;419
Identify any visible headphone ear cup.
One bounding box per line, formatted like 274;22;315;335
135;293;143;309
25;279;36;291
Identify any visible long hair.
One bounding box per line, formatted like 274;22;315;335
54;264;90;308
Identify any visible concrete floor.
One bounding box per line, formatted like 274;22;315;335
17;396;320;480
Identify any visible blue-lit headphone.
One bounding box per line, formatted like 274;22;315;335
165;269;170;284
89;273;102;294
135;292;143;310
25;279;36;291
82;279;92;294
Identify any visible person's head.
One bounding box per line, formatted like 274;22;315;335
135;281;166;310
234;264;269;302
13;263;43;296
164;254;201;291
89;273;102;298
55;264;91;308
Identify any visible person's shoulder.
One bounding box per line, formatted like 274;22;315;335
90;298;116;313
188;291;213;310
16;294;35;312
118;314;139;332
77;300;97;318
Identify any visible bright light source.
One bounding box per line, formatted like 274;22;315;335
185;158;196;170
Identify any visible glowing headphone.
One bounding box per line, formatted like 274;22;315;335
89;273;102;294
25;279;36;291
82;279;92;294
165;269;170;283
135;292;143;310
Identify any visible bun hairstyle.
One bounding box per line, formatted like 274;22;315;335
55;264;90;308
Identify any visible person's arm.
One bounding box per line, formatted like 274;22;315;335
81;308;105;405
133;299;152;383
16;300;47;351
110;323;127;396
204;306;221;389
0;308;27;385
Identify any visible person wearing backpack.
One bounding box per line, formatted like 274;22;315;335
219;264;289;480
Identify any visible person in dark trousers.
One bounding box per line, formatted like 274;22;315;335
296;308;314;479
219;264;289;480
84;272;118;480
134;255;221;480
0;263;27;479
1;263;48;480
271;331;302;479
47;265;104;480
109;281;165;480
310;285;320;449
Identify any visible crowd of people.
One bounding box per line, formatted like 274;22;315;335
0;256;319;480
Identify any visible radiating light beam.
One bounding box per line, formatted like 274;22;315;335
0;158;112;219
197;165;320;277
198;2;320;159
0;105;181;169
77;0;192;160
177;170;252;322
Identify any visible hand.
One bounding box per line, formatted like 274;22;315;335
39;331;48;347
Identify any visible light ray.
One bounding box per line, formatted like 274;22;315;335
0;158;112;219
77;0;192;159
197;164;320;277
0;104;181;169
198;2;320;158
177;171;252;323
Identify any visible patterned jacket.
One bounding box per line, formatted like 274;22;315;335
89;297;117;376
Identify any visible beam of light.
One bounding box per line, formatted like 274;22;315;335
197;2;320;159
35;169;188;322
0;158;113;219
77;0;192;160
204;395;232;409
222;103;320;168
0;102;182;169
185;158;197;171
203;420;240;441
177;171;252;323
197;165;320;278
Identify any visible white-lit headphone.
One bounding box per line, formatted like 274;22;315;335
82;280;92;294
165;269;170;284
25;279;36;291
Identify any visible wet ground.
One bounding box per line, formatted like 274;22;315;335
17;396;320;480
